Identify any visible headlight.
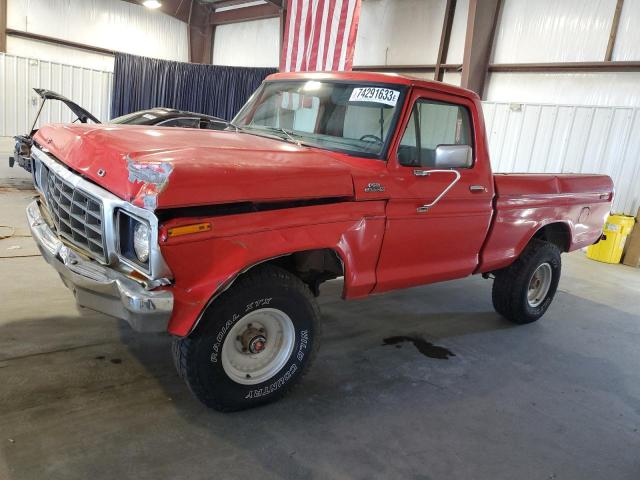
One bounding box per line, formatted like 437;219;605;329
117;210;152;270
133;222;150;262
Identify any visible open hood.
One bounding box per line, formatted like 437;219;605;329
32;88;101;127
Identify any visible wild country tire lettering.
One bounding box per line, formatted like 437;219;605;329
245;329;309;399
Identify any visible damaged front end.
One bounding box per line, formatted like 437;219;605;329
127;156;173;211
28;146;174;332
9;135;34;172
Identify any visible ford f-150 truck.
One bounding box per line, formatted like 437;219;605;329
26;72;613;411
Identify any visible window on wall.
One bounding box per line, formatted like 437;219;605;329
398;100;472;167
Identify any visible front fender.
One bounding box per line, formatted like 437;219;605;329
160;202;386;336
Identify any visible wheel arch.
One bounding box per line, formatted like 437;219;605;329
479;219;573;274
186;247;346;336
532;221;572;252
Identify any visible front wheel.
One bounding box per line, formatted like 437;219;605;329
492;239;561;324
172;265;320;411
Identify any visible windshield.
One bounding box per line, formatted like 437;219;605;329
233;80;406;158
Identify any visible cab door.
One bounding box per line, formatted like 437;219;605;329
373;88;494;293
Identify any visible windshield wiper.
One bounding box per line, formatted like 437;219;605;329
274;127;301;146
235;124;302;147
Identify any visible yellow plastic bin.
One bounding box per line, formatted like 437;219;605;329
586;214;636;264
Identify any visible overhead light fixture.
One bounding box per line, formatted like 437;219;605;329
142;0;162;8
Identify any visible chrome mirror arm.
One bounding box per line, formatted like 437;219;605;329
412;169;461;213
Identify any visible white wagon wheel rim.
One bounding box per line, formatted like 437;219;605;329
221;308;296;385
527;263;552;308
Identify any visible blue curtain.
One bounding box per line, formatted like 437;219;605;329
110;53;277;120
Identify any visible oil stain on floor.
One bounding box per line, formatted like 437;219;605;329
382;336;456;360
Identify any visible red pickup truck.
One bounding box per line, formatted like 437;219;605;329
26;72;613;411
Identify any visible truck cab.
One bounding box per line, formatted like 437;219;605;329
26;72;613;411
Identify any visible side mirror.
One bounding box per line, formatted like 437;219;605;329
433;145;472;169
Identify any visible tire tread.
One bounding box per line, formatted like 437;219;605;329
492;239;560;324
172;265;321;411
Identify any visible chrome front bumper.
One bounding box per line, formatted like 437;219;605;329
27;200;173;332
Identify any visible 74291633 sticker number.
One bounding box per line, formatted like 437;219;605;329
349;87;400;107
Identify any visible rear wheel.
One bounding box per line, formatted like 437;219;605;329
492;239;561;324
172;265;320;411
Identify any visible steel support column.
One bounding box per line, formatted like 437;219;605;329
460;0;502;97
605;0;625;61
0;0;7;53
188;0;214;64
434;0;457;82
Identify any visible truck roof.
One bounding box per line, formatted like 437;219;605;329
266;71;480;101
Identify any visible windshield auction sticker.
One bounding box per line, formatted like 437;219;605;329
349;87;400;107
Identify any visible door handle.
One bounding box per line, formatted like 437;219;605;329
469;185;487;193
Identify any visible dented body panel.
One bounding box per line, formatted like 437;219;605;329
161;201;386;336
33;124;355;211
478;174;613;272
27;71;613;336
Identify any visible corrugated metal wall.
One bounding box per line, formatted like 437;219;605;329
484;101;640;216
0;53;113;136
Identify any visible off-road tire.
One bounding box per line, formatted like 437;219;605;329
172;265;321;412
492;239;561;324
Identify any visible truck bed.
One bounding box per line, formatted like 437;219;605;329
478;173;614;273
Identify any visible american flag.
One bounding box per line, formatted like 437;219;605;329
280;0;362;72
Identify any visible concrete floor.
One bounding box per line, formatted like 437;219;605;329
1;184;640;479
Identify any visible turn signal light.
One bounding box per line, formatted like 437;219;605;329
167;222;211;238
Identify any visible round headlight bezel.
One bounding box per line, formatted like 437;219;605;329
117;209;153;272
133;221;150;263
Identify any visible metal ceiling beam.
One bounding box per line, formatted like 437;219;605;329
210;3;280;24
460;0;502;97
208;0;263;8
5;28;116;55
434;0;456;82
353;64;462;73
489;61;640;73
605;0;624;61
0;0;6;53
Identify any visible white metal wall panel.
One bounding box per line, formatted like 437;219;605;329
442;71;461;86
492;0;617;63
0;53;113;137
213;18;280;67
484;72;640;107
484;101;640;215
612;0;640;61
354;0;447;66
7;36;115;72
7;0;188;63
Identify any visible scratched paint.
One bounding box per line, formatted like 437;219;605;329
127;157;173;185
127;156;173;211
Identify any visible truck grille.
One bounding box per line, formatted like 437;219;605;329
38;162;107;261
